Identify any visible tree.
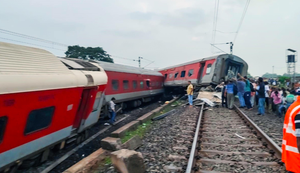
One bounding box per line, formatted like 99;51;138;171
278;76;290;84
262;73;278;78
247;72;253;79
65;45;114;63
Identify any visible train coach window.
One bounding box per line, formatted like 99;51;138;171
180;71;186;77
25;106;55;135
140;81;144;89
123;80;129;90
112;80;119;90
133;80;137;89
164;74;167;79
188;69;194;77
169;74;173;78
206;64;212;74
146;81;150;88
0;116;8;143
174;72;179;78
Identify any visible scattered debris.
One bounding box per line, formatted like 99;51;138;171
235;133;246;139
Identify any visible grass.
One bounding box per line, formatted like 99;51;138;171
121;121;152;143
104;157;111;164
152;100;181;118
120;99;180;144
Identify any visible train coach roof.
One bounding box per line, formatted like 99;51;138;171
0;42;71;74
0;42;89;94
158;54;221;71
90;60;162;76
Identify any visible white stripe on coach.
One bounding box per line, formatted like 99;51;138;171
0;126;72;168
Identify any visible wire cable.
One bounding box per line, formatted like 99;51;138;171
211;0;220;53
0;28;68;47
0;36;66;51
233;0;250;43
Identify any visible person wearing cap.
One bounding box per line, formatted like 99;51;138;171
238;73;253;110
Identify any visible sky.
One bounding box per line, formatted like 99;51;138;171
1;0;300;76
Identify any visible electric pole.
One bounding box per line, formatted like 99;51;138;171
134;57;143;68
226;42;234;54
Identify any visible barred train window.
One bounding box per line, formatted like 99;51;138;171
206;64;212;74
181;71;186;77
133;80;137;89
112;80;119;90
140;81;144;89
0;116;7;143
123;80;129;89
188;69;194;77
25;106;55;134
174;72;179;78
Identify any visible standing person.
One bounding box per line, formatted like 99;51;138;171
255;81;259;106
105;98;116;125
225;79;235;110
187;81;194;107
257;77;266;115
250;80;256;107
237;73;252;110
237;78;246;108
271;89;282;116
281;95;300;173
264;82;270;113
221;81;228;108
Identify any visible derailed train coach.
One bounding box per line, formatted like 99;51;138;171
159;54;248;90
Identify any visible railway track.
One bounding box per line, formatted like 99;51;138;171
186;104;285;173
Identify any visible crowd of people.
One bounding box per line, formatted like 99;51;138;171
219;74;297;117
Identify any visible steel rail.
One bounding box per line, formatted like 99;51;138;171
234;104;282;159
186;103;204;173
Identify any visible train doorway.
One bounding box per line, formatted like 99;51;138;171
197;63;206;84
73;88;94;129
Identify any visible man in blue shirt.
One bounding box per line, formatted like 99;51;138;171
237;78;246;108
238;73;253;110
225;80;235;109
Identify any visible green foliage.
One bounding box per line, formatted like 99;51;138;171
262;73;278;78
247;72;253;79
278;76;290;84
121;121;152;143
104;157;111;165
65;45;114;63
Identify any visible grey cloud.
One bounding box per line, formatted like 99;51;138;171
129;8;209;28
102;30;153;39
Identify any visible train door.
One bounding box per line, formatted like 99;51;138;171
197;63;206;84
73;88;94;129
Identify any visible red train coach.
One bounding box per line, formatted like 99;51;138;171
0;42;107;171
159;54;248;89
91;60;164;112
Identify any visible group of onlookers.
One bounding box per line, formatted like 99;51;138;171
220;75;297;117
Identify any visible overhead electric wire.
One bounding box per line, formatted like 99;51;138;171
211;0;220;53
0;28;68;47
233;0;251;43
0;37;66;51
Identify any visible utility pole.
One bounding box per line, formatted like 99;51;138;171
134;57;143;68
226;42;234;54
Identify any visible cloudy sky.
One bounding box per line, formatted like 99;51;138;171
1;0;300;76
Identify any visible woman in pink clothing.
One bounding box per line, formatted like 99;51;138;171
270;89;282;116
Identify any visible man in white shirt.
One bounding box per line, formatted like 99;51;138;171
105;98;116;125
